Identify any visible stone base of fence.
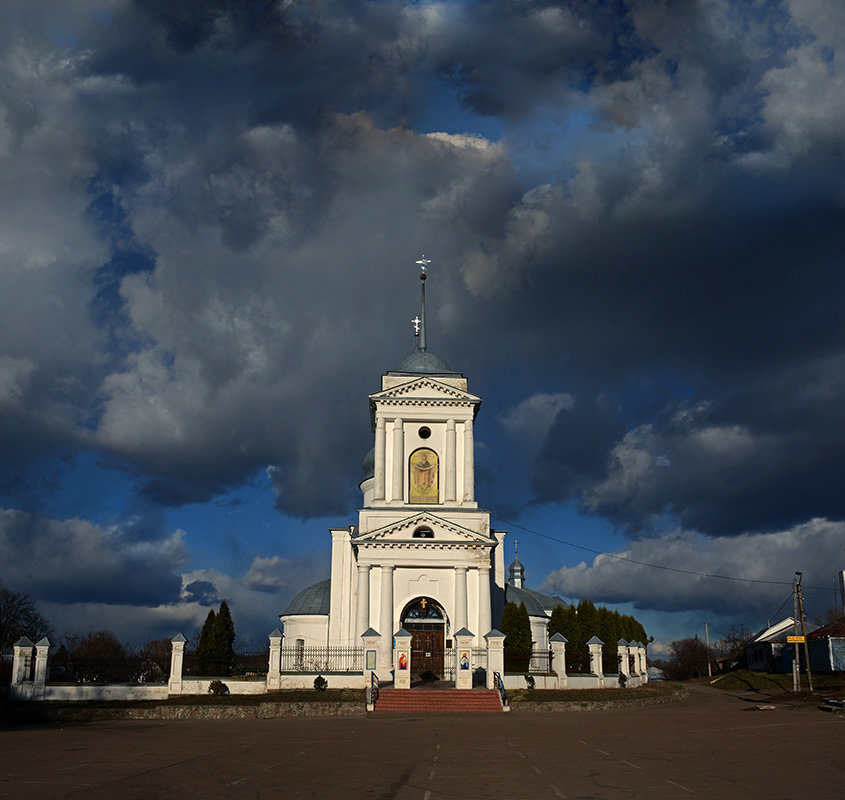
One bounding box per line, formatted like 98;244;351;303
43;684;169;702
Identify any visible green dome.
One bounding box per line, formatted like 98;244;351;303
392;349;458;375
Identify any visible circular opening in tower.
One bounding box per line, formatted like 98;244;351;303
418;426;431;439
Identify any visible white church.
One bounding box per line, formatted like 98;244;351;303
281;261;562;679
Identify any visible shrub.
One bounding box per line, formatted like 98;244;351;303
314;675;328;691
208;679;229;696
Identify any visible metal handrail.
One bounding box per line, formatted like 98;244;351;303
366;672;380;709
493;671;508;708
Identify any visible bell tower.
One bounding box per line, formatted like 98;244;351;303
327;256;506;667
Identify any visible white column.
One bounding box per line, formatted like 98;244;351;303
374;416;386;500
463;418;474;502
391;418;404;502
33;637;49;699
478;565;491;641
169;634;186;695
379;565;394;672
455;566;468;631
267;629;282;690
356;564;371;636
445;418;457;502
11;637;33;687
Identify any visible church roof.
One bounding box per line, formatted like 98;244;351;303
505;584;566;619
282;579;331;616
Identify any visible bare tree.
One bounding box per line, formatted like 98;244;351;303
0;583;53;651
664;636;712;680
715;625;753;669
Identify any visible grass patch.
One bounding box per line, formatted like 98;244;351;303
711;670;845;697
508;683;683;703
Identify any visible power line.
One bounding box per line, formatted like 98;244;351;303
493;513;829;590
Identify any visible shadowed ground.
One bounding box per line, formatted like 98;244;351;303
1;683;842;799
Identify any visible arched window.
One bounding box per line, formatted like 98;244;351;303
412;526;434;538
409;448;439;503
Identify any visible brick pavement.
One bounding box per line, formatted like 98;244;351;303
1;683;843;799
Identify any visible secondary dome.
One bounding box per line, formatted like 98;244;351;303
282;579;331;615
362;447;375;480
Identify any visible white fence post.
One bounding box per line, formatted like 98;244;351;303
454;628;474;690
361;628;381;710
267;628;283;690
550;633;567;689
33;637;50;700
11;637;34;700
587;636;604;687
617;639;630;684
169;633;186;695
394;628;412;690
484;629;505;689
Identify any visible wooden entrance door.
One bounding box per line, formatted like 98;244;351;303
408;624;445;682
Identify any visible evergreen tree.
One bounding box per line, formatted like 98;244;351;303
196;608;217;675
501;601;532;672
213;600;236;676
548;604;567;639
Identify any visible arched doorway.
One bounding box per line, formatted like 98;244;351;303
401;597;447;683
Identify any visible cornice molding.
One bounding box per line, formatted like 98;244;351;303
370;376;480;403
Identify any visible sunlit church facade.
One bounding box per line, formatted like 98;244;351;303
281;267;558;678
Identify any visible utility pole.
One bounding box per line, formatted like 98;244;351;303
704;620;712;677
792;577;801;693
796;572;813;693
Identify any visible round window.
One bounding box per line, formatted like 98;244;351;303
418;426;431;439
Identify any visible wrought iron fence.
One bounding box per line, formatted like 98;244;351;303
566;650;591;674
504;648;554;674
602;652;620;675
1;651;15;686
231;651;269;677
49;652;169;684
443;647;456;682
279;646;363;673
528;649;553;673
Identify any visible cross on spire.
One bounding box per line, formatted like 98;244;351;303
415;254;431;272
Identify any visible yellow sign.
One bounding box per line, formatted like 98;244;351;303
787;635;805;643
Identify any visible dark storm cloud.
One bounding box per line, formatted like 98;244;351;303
2;0;845;546
183;579;219;605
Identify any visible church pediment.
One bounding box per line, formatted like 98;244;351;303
356;511;490;544
370;377;480;404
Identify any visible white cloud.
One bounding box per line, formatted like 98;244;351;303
0;508;186;606
500;391;574;453
542;518;845;622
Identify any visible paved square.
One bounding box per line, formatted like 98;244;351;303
2;685;843;799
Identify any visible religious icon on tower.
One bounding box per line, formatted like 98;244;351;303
409;448;438;503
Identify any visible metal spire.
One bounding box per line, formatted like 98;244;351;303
412;254;430;352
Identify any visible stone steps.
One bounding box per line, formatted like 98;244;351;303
374;688;503;712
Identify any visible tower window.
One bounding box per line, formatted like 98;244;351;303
412;526;434;538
